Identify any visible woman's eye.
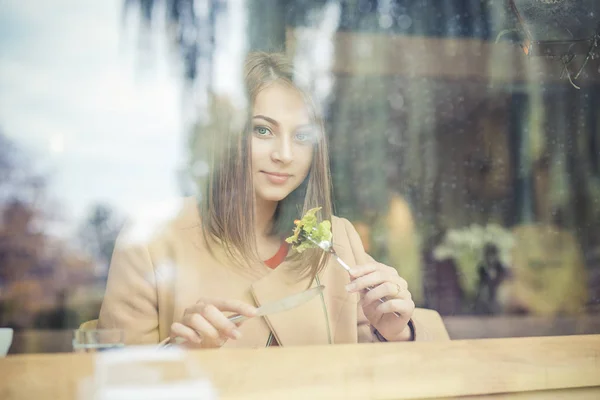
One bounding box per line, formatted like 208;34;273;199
254;126;271;136
295;132;314;143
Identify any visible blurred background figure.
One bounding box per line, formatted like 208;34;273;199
473;243;509;315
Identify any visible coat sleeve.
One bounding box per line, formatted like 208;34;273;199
97;222;160;345
341;218;435;342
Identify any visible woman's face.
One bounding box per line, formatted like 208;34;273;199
251;81;317;205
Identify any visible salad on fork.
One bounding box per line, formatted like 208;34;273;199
286;207;401;318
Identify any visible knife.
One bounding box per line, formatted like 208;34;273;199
228;285;325;324
158;285;325;347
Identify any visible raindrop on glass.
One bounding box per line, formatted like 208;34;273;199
397;14;412;30
379;14;393;29
389;93;405;110
192;160;209;177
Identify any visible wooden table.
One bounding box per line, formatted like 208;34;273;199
1;335;599;399
8;314;600;354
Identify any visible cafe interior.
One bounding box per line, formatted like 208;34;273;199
1;0;600;398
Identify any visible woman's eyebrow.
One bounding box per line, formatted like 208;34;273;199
252;115;279;126
296;123;316;130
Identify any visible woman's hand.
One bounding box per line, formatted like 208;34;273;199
170;298;257;348
346;263;415;341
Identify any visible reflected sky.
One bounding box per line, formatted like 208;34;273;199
0;0;184;237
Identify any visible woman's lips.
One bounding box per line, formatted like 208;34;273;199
262;171;291;184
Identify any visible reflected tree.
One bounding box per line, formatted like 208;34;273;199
0;130;99;329
79;204;123;269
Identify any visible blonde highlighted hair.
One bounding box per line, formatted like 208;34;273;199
199;52;333;281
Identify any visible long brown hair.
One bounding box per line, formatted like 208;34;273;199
199;52;333;281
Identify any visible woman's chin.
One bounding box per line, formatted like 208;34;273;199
256;189;291;203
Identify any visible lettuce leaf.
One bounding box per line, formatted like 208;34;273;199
285;207;333;253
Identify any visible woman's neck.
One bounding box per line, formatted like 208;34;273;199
254;197;278;240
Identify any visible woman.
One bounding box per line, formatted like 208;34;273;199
98;52;430;348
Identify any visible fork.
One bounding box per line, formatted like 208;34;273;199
300;232;401;318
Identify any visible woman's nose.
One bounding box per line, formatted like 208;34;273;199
272;136;293;164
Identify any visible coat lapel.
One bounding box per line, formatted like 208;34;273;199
250;260;337;346
246;217;360;346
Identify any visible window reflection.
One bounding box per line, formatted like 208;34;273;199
1;0;599;353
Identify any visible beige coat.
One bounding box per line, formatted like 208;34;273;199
98;197;439;347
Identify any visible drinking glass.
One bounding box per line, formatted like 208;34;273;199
73;329;125;353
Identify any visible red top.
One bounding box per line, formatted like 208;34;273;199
264;241;289;269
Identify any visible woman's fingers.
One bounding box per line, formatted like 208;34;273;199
351;264;416;342
170;322;203;344
348;264;378;279
201;304;242;340
182;310;221;340
209;298;258;319
346;268;407;293
172;298;256;347
361;282;411;308
371;298;415;322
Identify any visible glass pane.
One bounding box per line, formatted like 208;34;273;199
1;0;599;353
